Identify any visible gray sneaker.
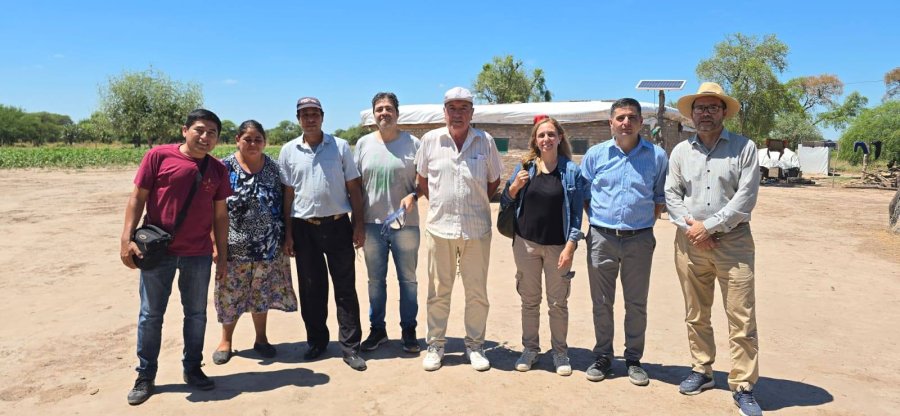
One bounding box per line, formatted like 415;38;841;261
515;349;539;372
585;355;611;382
679;371;715;395
626;360;649;386
552;352;572;376
733;389;763;416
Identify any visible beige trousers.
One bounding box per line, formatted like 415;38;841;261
674;224;759;391
512;236;572;354
425;231;491;349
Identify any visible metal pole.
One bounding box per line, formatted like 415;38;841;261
658;90;665;146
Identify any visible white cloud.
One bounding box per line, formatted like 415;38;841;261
52;53;65;59
223;79;238;85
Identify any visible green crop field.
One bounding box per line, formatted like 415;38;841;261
0;144;281;169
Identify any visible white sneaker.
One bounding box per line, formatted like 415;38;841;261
553;352;572;376
515;349;539;372
466;347;491;371
422;345;444;371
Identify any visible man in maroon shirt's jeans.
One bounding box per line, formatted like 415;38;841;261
119;109;231;406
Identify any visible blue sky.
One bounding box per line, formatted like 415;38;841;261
1;0;897;140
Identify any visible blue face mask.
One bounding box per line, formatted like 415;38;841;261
380;207;406;238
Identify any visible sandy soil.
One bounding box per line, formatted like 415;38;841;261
0;168;897;416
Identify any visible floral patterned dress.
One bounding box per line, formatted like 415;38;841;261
215;154;297;324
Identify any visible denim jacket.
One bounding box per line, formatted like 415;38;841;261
499;156;588;244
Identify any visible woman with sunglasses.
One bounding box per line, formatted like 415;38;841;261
211;120;297;364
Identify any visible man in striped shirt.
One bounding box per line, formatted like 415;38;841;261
415;87;503;372
580;98;668;386
665;82;762;416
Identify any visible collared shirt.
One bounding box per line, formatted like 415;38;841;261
581;136;668;230
664;129;760;233
278;133;360;219
415;126;503;240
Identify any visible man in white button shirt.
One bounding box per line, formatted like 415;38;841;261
665;82;763;416
415;86;503;371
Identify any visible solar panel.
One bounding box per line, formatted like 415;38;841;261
635;80;686;90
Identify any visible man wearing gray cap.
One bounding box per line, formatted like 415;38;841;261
278;97;367;371
415;87;503;372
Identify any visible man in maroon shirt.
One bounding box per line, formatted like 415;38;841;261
119;109;232;405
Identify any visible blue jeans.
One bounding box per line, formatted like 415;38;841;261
363;224;419;331
135;254;212;379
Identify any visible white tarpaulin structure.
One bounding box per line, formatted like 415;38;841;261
798;143;831;175
360;101;691;126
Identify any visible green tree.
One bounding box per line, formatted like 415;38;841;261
220;120;238;142
333;124;370;145
837;100;900;164
0;105;28;146
769;112;823;148
473;55;552;104
266;120;301;145
816;91;868;130
100;68;202;147
885;67;900;102
696;33;791;142
77;111;115;143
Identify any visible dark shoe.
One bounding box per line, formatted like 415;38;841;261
361;328;388;352
212;350;232;365
585;355;611;382
304;345;327;361
733;389;763;416
343;352;368;371
183;366;215;391
401;328;420;353
679;371;715;395
625;360;650;386
126;377;154;405
253;342;277;358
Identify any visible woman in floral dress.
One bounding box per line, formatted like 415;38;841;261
212;120;297;364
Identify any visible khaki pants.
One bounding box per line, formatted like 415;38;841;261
674;224;759;391
425;231;491;349
513;236;572;354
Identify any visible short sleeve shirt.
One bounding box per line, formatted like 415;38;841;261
354;131;421;226
222;154;285;262
134;144;231;256
415;126;503;240
278;133;360;219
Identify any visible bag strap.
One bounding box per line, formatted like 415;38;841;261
172;155;210;235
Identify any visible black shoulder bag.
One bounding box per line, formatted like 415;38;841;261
132;156;209;270
497;161;532;239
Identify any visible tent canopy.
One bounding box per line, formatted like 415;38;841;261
360;100;692;126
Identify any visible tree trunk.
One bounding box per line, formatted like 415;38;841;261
890;186;900;234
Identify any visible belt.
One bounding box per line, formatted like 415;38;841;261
592;225;652;237
302;213;346;225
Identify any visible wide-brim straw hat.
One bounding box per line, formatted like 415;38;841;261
676;82;741;119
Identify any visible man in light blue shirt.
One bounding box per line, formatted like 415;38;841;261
278;96;367;371
580;98;668;386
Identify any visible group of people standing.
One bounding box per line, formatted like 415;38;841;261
118;82;763;416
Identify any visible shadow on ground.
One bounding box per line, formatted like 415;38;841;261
643;362;833;412
153;367;329;402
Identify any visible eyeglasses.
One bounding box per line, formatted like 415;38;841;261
692;104;723;114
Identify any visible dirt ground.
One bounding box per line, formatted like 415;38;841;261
0;168;897;416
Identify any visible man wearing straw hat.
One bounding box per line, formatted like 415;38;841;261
665;82;762;416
